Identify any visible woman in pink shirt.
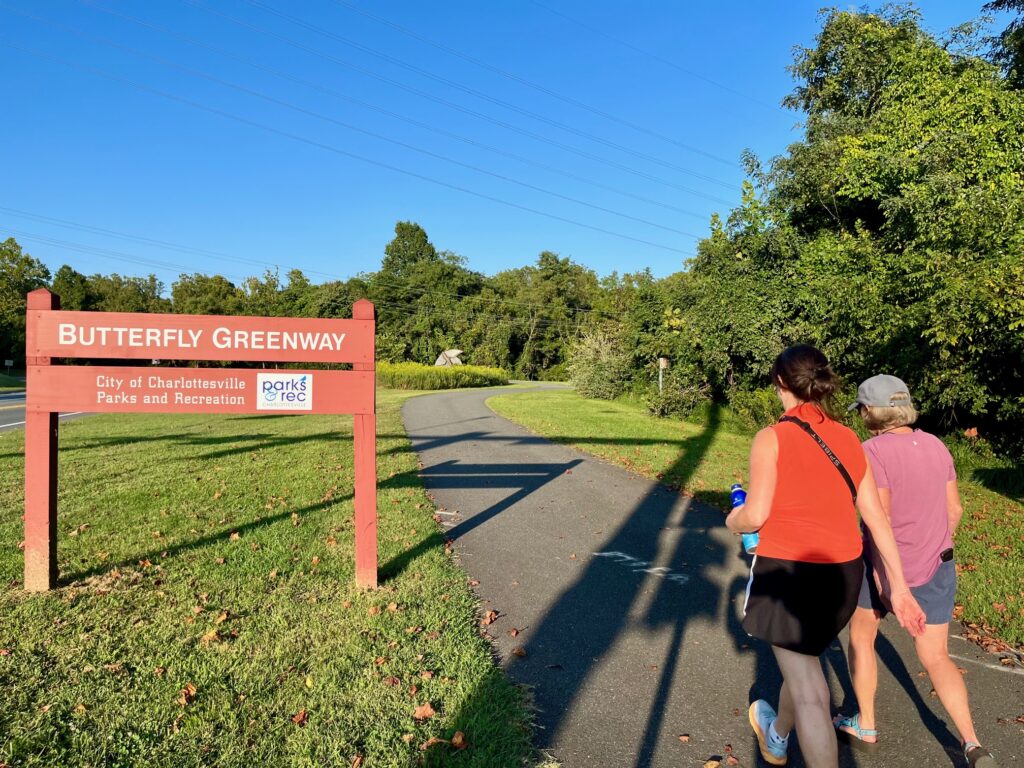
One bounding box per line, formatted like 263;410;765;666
837;375;998;767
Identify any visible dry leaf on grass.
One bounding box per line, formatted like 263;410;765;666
350;756;363;768
177;682;197;706
368;606;381;616
229;531;240;541
214;611;229;625
419;736;447;751
291;710;309;726
413;702;436;721
451;731;468;749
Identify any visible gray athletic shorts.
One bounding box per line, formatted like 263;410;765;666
858;558;957;625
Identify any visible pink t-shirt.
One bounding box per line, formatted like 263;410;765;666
862;430;956;587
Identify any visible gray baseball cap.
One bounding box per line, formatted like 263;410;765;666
848;374;913;411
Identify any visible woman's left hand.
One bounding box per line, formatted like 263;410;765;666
890;589;927;637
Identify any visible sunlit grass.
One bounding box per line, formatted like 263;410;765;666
0;390;535;767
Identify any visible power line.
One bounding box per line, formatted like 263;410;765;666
79;0;715;223
0;39;697;258
10;3;706;241
526;0;777;111
185;0;736;206
327;0;743;169
240;0;740;177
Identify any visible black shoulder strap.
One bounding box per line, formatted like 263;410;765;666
779;415;858;503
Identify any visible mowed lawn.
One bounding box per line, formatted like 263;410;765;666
0;390;536;768
489;389;1024;649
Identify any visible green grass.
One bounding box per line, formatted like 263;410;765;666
0;372;25;392
488;389;1024;649
377;363;508;390
0;391;536;767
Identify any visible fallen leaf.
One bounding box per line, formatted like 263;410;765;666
368;606;381;616
215;558;226;565
305;676;313;689
269;569;278;579
177;682;197;706
511;647;527;658
409;684;418;696
402;733;414;743
468;579;480;587
291;512;299;526
200;629;220;645
724;744;733;754
387;602;399;612
420;670;434;680
350;756;363;768
311;556;320;565
570;553;577;560
451;731;468;749
413;702;435;720
703;761;721;768
419;736;447;750
0;649;10;656
383;676;401;686
726;757;740;766
374;656;387;666
481;610;499;626
679;734;691;743
291;710;308;727
326;535;337;547
214;611;229;624
154;666;165;677
229;531;240;541
508;628;520;638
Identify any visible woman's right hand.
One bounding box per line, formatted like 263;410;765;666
890;589;926;637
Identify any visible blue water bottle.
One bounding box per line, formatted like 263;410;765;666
730;483;759;555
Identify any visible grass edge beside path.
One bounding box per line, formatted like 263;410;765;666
487;389;1024;652
0;372;25;392
0;387;548;768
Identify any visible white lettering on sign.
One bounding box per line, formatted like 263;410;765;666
54;324;346;353
256;373;312;411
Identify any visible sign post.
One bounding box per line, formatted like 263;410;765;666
23;289;378;591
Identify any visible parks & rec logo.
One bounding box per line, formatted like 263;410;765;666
256;373;312;411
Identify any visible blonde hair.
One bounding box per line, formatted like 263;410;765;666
860;392;918;431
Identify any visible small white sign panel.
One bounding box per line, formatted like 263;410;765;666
256;372;313;411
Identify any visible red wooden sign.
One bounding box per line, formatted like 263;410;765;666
23;289;378;592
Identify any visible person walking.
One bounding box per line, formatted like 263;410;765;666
834;374;999;767
727;345;926;768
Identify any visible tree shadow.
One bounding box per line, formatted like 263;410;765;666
378;458;582;582
502;404;724;766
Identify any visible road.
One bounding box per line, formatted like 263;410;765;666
403;387;1023;768
0;391;88;432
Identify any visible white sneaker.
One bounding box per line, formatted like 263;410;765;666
748;699;788;766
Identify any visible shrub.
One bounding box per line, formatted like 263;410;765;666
568;331;631;400
377;362;509;390
644;367;711;418
728;387;783;431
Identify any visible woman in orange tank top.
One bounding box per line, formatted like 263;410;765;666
726;345;925;768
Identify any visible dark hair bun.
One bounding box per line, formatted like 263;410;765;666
770;344;840;408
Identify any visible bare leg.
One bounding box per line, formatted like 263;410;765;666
773;646;838;768
775;679;795;737
845;607;882;738
916;623;979;745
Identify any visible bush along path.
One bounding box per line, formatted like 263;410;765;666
0;390;537;768
403;386;1024;768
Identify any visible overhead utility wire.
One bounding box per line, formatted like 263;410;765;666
239;0;740;180
0;41;695;258
80;0;714;223
187;0;735;206
526;0;776;110
330;0;740;167
0;206;630;319
9;7;702;240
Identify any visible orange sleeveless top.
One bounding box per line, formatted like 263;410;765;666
756;403;865;564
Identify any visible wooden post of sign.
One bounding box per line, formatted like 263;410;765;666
24;288;60;591
352;299;377;588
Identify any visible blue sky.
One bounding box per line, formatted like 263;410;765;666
0;0;1005;287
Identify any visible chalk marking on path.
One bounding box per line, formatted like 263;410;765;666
1;411;85;429
593;550;690;586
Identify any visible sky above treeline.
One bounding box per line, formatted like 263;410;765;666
2;0;1007;285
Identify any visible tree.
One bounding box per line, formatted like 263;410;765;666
51;265;94;310
172;273;244;315
986;0;1024;87
0;237;50;364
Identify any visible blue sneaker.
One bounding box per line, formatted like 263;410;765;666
748;700;788;766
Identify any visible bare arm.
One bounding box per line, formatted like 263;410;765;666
946;478;964;536
726;428;777;533
857;460;926;636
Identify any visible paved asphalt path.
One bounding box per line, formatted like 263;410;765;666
0;391;89;432
403;387;1023;768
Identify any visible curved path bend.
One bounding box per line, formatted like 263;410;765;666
403;387;1022;768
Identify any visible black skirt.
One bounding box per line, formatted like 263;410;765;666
742;554;864;656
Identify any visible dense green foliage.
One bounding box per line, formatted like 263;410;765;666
376;362;509;390
1;7;1021;454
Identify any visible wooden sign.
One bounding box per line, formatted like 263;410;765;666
23;289;378;592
